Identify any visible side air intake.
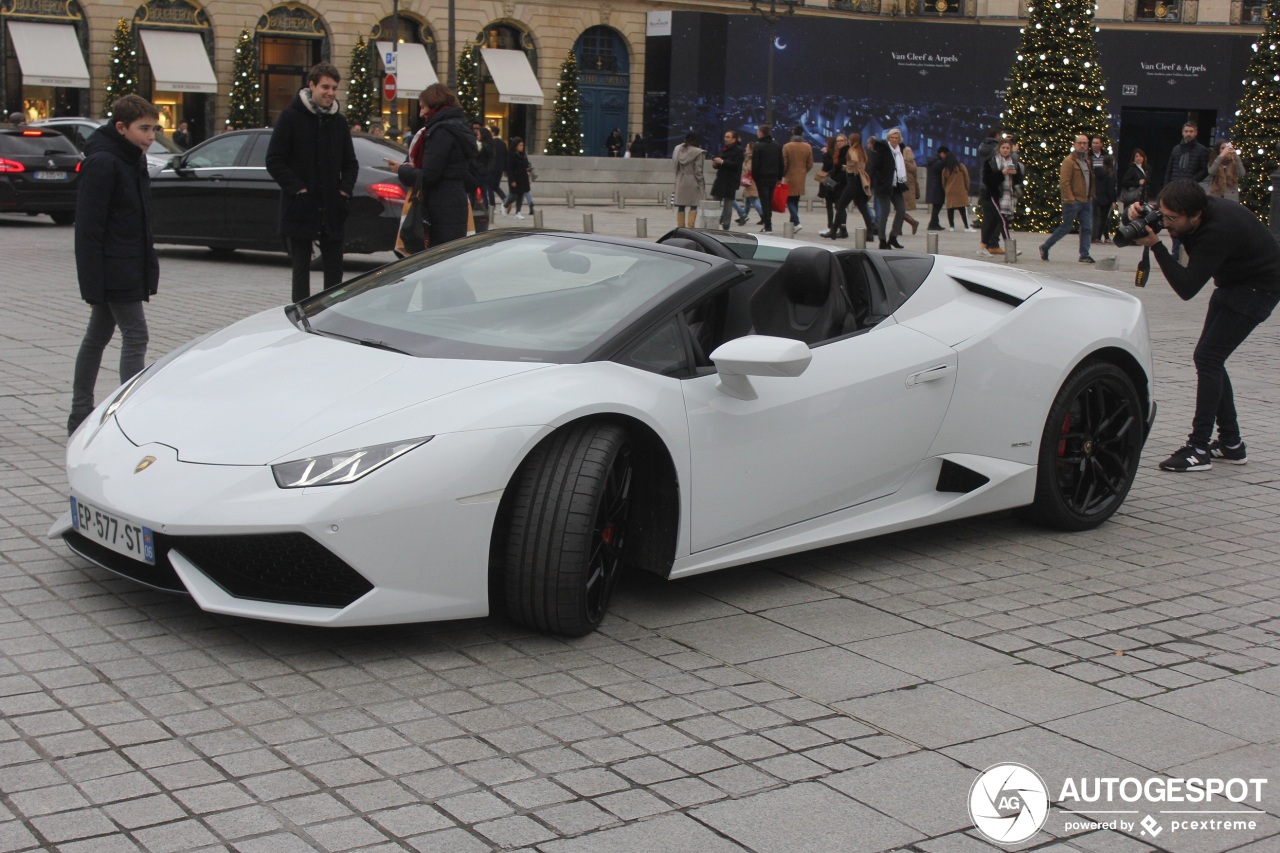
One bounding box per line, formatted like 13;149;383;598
937;460;991;493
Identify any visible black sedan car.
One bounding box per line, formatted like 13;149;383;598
149;129;409;255
0;127;82;224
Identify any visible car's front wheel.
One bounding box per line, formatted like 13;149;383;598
505;423;634;636
1026;361;1144;530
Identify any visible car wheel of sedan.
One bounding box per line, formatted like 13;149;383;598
505;423;634;636
1027;361;1143;531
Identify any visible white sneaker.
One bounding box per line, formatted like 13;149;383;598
818;228;833;237
516;213;525;220
948;226;955;231
793;223;803;233
964;227;977;233
977;247;992;256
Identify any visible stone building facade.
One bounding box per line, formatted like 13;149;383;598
0;0;1266;152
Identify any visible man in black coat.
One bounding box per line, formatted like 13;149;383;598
488;124;509;212
751;124;783;233
69;95;162;436
711;130;745;230
1164;121;1210;262
266;62;359;302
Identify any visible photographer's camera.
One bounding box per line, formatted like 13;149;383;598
1113;204;1163;248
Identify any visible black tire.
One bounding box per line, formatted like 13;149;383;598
505;423;634;636
49;211;75;225
1026;361;1144;530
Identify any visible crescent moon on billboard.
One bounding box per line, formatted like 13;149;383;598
775;38;787;50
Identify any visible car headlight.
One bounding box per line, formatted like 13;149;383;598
272;437;432;488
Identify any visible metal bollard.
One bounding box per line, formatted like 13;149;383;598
783;222;794;238
1004;238;1017;263
636;217;647;238
582;213;593;233
664;193;672;209
533;209;544;228
567;190;575;209
852;226;867;250
926;232;939;255
618;193;626;210
806;198;815;212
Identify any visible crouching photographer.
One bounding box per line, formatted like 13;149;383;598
1125;179;1280;472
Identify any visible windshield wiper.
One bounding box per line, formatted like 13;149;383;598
308;327;412;355
357;338;412;355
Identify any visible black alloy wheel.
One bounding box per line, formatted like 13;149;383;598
1026;361;1144;530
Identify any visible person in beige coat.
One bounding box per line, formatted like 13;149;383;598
672;131;706;228
782;125;813;232
940;150;974;231
900;145;921;234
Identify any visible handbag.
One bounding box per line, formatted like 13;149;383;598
1119;187;1142;205
815;170;829;184
772;181;789;213
395;172;427;257
740;174;753;188
821;175;838;191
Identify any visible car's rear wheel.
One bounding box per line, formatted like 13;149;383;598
1026;361;1143;530
49;211;74;225
505;423;633;636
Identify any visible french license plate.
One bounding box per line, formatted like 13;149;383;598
32;171;67;180
70;496;155;565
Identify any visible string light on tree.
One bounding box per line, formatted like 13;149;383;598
346;34;376;132
226;28;262;129
1231;0;1280;223
103;18;138;117
1003;0;1111;231
544;50;582;155
456;45;481;124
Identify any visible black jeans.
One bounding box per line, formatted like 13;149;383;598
289;235;343;303
755;179;777;230
1189;286;1280;448
874;186;905;245
979;191;1002;249
69;301;149;434
832;180;875;234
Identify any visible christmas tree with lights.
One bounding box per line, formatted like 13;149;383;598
1002;0;1111;231
103;19;138;117
226;28;262;129
346;35;376;132
544;50;581;155
1233;0;1280;223
456;45;481;123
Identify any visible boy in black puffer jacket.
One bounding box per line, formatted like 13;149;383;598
68;95;161;437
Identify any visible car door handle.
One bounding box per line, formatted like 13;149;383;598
906;364;955;386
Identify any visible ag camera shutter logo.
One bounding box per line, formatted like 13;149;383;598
969;763;1050;844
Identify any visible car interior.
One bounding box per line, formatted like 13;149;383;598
651;229;928;375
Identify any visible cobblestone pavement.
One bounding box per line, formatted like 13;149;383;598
2;206;1279;853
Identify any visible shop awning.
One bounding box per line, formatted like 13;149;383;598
6;22;90;88
376;41;438;99
480;48;543;106
138;29;217;94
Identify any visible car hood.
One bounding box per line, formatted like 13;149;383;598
115;309;549;465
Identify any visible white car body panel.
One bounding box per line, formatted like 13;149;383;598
684;321;957;551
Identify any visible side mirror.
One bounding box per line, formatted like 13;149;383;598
708;335;812;400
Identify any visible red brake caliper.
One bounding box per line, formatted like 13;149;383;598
1057;414;1072;457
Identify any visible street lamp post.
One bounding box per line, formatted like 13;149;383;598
388;0;400;140
749;0;797;126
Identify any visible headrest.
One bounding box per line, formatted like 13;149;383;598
773;247;840;307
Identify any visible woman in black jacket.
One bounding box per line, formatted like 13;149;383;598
390;83;476;248
1119;148;1150;208
818;134;847;233
504;138;533;217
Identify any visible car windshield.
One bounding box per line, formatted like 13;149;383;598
0;131;78;155
301;232;705;361
150;134;182;155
